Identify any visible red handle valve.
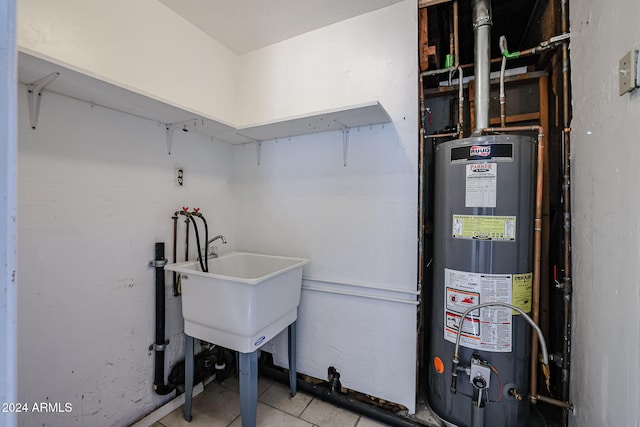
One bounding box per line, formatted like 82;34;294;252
182;206;189;212
193;207;200;213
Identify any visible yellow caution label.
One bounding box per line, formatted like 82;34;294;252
512;273;533;314
452;215;516;241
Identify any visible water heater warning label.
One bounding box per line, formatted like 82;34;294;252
452;215;516;241
444;268;514;352
465;163;497;207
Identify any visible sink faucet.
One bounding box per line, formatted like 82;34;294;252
207;235;227;258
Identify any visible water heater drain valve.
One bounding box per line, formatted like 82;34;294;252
470;357;491;390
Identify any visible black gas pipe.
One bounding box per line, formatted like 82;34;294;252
150;242;175;395
260;362;424;427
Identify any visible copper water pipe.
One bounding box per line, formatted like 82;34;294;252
456;67;464;138
426;132;459;138
453;1;459;67
534;394;574;410
482;125;548;400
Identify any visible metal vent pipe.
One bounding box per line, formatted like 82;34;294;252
472;0;492;133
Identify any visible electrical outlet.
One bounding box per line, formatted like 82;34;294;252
175;167;184;187
619;49;638;96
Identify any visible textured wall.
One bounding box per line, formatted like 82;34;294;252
570;1;640;425
234;1;418;412
17;89;235;427
15;0;419;420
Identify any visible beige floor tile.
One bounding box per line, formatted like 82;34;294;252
355;417;392;427
259;381;313;417
299;399;359;427
150;423;165;427
221;375;276;397
159;382;241;427
228;402;314;427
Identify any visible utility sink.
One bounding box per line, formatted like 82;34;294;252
165;252;308;353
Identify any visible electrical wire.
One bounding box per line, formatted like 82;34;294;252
489;363;503;402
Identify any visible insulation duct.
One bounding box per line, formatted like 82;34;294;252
472;0;492;133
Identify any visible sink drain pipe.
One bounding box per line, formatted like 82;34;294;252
149;242;176;395
259;362;426;427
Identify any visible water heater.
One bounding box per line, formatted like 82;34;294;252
427;134;536;426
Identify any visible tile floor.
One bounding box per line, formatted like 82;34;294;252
153;376;392;427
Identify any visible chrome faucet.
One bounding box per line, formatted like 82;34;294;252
207;235;227;258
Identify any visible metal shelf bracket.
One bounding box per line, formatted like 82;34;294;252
27;72;60;129
256;141;262;166
337;122;350;166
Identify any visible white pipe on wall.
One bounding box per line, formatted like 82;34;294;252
302;277;419;305
303;276;420;296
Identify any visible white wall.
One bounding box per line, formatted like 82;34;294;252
570;1;640;425
17;89;235;427
234;0;418;412
237;1;414;129
15;0;419;420
1;2;18;427
17;0;238;125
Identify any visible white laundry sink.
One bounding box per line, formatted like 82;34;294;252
165;252;308;353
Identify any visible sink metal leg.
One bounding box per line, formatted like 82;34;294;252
184;334;194;422
288;321;297;397
238;351;258;427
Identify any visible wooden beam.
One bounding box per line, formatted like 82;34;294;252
419;8;438;72
419;0;452;8
488;112;541;125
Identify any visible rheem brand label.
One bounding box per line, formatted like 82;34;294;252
470;145;491;157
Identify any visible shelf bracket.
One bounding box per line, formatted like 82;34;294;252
165;124;175;154
338;124;350;167
164;119;200;154
256;141;262;166
27;72;60;129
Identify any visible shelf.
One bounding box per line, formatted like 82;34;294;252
228;102;391;143
18;52;392;149
17;52;235;137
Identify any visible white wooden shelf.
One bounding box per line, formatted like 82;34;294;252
225;102;391;144
18;52;392;151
